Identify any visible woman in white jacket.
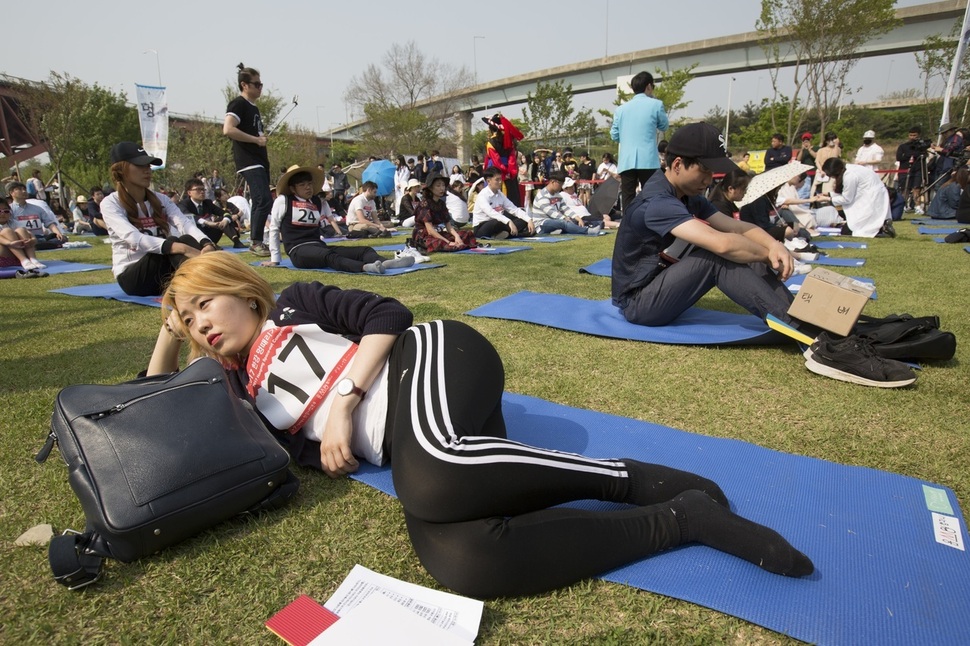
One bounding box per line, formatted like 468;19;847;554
820;157;891;237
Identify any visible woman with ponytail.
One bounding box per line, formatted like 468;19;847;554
101;141;216;296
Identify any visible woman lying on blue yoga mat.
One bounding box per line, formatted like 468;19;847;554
147;252;813;597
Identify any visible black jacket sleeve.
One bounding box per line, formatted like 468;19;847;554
271;282;413;343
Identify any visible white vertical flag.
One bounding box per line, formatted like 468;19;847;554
135;84;169;168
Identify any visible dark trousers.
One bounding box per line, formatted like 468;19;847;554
621;248;794;326
116;236;206;296
620;168;658;214
199;221;240;246
288;243;380;272
241;167;272;243
387;321;697;599
474;215;530;239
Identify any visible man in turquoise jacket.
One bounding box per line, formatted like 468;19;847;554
611;71;669;215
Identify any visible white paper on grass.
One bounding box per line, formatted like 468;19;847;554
323;564;483;643
310;593;470;645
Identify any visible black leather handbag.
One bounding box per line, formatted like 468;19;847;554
38;358;299;589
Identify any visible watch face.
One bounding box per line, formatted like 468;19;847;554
337;378;353;396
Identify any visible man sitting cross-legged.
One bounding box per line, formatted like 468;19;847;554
611;122;916;388
472;168;534;239
531;171;602;236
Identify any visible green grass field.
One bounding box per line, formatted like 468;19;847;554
1;224;966;644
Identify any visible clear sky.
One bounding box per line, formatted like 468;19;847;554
4;0;950;139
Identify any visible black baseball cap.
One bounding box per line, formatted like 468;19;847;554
666;123;738;173
110;142;162;166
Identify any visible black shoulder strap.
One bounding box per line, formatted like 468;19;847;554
49;530;110;590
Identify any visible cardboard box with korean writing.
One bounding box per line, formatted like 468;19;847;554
787;268;875;336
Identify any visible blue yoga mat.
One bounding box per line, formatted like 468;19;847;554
813;241;867;250
578;258;611;276
250;259;443;275
350;392;970;645
909;218;958;225
466;291;785;345
785;273;877;299
919;226;960;235
457;246;531;254
0;260;110;278
517;235;576;243
49;283;163;307
812;256;866;267
965;246;970;254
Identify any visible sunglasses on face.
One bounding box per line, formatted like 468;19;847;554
246;81;263;89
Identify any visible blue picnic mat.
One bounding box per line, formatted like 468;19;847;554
350;392;970;646
466;291;785;345
785;273;877;299
919;226;960;235
0;259;110;278
49;283;163;307
813;241;867;250
250;259;443;275
812;256;866;267
909;218;958;225
457;246;531;255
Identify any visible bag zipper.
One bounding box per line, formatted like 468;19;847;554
36;376;222;463
87;377;223;419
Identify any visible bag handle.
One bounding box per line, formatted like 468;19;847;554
49;530;109;590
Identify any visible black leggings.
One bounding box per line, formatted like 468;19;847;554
388;321;700;598
288;243;380;272
116;235;206;296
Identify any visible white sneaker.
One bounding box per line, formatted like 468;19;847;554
791;251;819;261
784;238;809;252
587;225;602;235
914;206;924;215
396;246;430;264
792;262;813;275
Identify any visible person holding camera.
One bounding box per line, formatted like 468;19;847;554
930;124;966;185
895;126;930;212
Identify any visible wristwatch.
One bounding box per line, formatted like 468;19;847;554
336;377;366;399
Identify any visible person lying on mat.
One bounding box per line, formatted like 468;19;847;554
472;168;535;239
410;173;477;253
611;123;916;389
102;142;218;296
147;252;813;599
261;165;413;274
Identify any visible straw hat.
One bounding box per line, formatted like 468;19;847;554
276;164;326;196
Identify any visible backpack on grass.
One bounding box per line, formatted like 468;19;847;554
851;313;956;362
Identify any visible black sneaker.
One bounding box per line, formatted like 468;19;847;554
249;241;271;257
805;333;917;388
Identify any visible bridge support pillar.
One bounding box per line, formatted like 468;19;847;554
455;110;473;164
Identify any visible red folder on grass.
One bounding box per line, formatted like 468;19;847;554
265;594;339;645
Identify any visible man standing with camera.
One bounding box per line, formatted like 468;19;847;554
895;126;929;212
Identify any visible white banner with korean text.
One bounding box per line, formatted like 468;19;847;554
135;84;169;168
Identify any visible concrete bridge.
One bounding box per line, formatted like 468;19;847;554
326;0;966;160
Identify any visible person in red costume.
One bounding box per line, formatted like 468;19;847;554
483;113;525;206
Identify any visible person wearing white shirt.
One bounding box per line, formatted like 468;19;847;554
853;130;884;168
820;157;891;238
472;169;533;239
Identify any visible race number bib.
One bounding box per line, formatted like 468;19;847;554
13;213;42;233
291;199;320;228
246;324;358;433
138;215;159;236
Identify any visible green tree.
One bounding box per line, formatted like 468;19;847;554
756;0;897;143
11;72;139;194
523;80;576;146
652;64;697;123
344;41;474;157
915;27;970;131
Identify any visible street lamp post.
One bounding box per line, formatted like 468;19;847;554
316;106;326;133
725;77;735;151
143;49;161;86
473;36;486;81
